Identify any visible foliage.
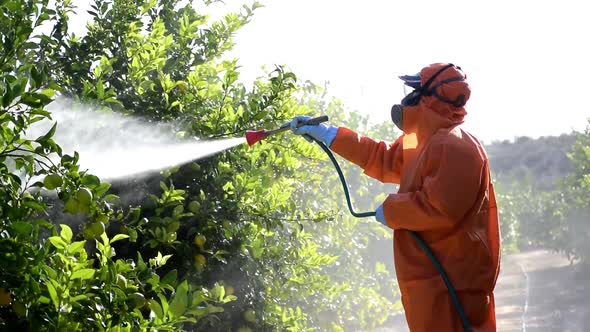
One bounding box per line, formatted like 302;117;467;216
1;0;400;331
486;121;590;263
553;121;590;262
1;1;232;330
274;84;401;330
486;134;576;191
493;181;565;253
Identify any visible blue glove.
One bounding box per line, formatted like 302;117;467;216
375;204;387;226
290;115;338;147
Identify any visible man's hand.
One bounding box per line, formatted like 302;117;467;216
290;115;337;146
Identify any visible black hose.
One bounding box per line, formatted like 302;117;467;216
312;138;472;332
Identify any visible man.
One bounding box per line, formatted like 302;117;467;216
291;63;501;331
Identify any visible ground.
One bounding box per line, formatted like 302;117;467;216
374;250;590;332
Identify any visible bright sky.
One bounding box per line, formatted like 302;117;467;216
70;0;590;143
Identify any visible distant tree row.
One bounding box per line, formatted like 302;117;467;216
487;125;590;264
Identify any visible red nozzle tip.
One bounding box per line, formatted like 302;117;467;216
245;130;268;146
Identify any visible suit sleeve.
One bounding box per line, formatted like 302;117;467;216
383;141;485;231
329;127;403;184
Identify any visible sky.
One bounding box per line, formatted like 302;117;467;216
69;0;590;143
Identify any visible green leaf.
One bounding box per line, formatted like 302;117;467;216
68;241;86;254
39;89;55;99
35;122;57;143
162;269;177;286
110;234;129;244
2;83;13;107
149;299;164;319
10;221;33;237
32;218;53;230
60;224;73;243
94;183;111;197
23;200;45;212
42;265;58;280
47;236;67;249
205;304;224;314
169;280;189;317
38;296;51;304
71;294;87;302
103;194;119;203
20;93;43;107
223;295;237;303
191;290;206;306
81;174;100;188
46;282;59;309
212;283;225;302
71;268;95;280
31;66;43;88
158;293;169;317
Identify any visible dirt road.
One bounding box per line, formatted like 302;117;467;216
375;250;590;332
496;250;590;332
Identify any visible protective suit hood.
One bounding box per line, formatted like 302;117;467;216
395;63;471;143
418;63;470;121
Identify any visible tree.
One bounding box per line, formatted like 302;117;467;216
555;120;590;263
1;0;400;331
1;1;234;331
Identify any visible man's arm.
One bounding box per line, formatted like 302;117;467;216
382;141;485;231
330;127;404;184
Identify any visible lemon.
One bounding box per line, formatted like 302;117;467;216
43;174;63;190
76;188;93;204
0;288;12;307
12;301;26;317
188;201;200;213
194;254;206;267
193;234;206;249
243;309;256;323
64;197;79;214
90;222;105;236
96;214;109;223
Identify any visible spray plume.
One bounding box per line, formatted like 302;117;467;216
29;99;245;179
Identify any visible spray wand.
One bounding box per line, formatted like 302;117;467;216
245;115;329;146
244;116;472;332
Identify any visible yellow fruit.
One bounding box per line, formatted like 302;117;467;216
243;309;256;323
96;214;109;223
64;197;80;214
78;203;90;214
43;174;62;190
188;201;200;213
226;286;234;295
76;188;93;204
84;222;105;239
193;234;206;249
194;254;206;267
12;301;26;317
0;288;12;307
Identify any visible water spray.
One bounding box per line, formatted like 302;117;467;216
245;115;472;331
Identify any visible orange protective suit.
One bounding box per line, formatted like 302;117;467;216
329;63;501;332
